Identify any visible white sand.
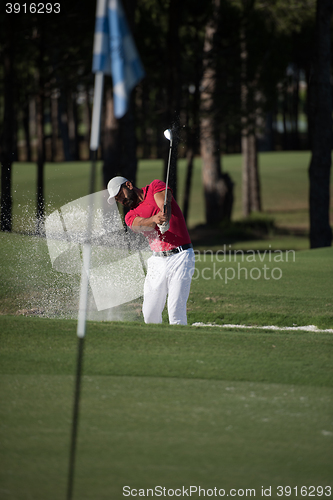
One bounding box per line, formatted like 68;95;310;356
192;323;333;333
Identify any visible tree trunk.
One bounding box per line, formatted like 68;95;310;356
101;90;138;189
100;0;139;188
0;16;15;232
241;31;251;217
183;32;202;223
29;98;37;160
58;90;72;161
121;0;139;186
305;67;312;150
163;0;183;201
183;149;194;224
183;81;200;223
282;85;288;150
83;87;91;159
183;93;195;223
72;93;80;160
308;0;332;248
240;27;261;216
291;66;300;150
67;92;80;161
140;83;150;159
120;102;138;185
242;130;261;214
22;101;32;162
34;21;46;234
242;134;251;217
243;108;262;214
102;87;120;188
51;89;59;162
36;69;45;234
248;132;261;211
200;0;233;224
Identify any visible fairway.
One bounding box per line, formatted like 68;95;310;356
9;151;333;236
3;1;333;497
0;231;333;499
0;318;332;500
1;153;333;499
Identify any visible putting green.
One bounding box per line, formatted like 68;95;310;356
1;316;333;499
0;374;332;499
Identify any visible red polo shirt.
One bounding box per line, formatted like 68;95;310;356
125;179;191;251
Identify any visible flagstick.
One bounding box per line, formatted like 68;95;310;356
66;332;85;500
66;72;104;500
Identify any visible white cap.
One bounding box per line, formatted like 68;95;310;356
107;176;129;205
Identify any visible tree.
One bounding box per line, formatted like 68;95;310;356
0;14;15;232
181;0;207;222
102;0;140;189
240;8;262;217
200;0;234;224
308;0;332;248
1;0;326;236
35;21;46;233
102;86;120;187
163;0;184;201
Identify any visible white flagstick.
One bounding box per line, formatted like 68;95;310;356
90;72;104;152
77;244;92;337
76;71;104;340
67;3;106;498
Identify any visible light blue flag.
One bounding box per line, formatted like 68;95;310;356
92;0;145;118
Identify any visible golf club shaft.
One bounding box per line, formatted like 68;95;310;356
164;139;172;212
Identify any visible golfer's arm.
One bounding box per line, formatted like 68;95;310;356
131;216;157;232
154;190;172;219
130;190;171;233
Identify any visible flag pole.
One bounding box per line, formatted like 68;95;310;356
66;69;105;500
67;0;145;493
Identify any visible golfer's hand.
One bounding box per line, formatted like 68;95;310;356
157;221;170;234
152;211;169;234
163;200;171;220
154;190;172;222
153;211;168;225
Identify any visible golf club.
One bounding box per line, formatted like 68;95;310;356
163;128;173;213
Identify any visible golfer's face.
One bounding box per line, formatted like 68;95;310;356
116;186;136;208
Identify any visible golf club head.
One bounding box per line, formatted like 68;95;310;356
164;129;172;142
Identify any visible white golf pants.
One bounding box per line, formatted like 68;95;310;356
142;248;195;325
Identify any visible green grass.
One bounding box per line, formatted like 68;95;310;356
189;246;333;329
8;151;333;236
1;153;333;499
0;317;332;499
1;232;332;328
9;161;104;233
1;316;332;385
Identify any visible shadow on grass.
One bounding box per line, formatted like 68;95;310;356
189;213;309;251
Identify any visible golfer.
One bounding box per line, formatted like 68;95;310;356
107;176;195;325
